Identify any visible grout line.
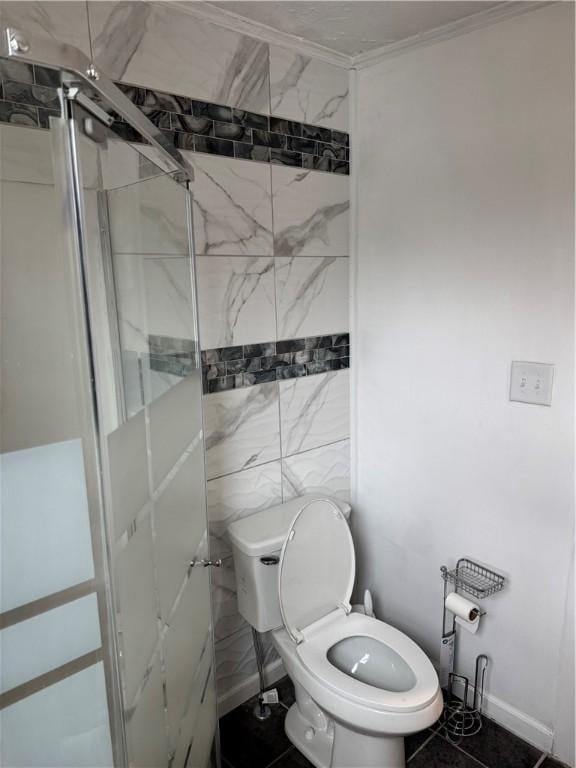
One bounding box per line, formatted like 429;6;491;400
269;150;285;503
440;710;551;768
206;409;350;484
406;731;438;763
450;740;494;768
264;746;295;768
282;435;351;461
435;717;494;767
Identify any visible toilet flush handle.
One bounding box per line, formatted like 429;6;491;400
260;555;280;565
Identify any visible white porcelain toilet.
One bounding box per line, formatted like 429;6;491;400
228;495;443;768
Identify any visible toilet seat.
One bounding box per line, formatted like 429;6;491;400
296;612;440;714
278;497;355;643
276;497;441;732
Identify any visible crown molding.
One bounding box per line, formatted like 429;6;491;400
156;1;556;73
165;1;352;68
351;1;554;70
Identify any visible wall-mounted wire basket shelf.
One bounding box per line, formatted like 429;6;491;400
441;558;505;599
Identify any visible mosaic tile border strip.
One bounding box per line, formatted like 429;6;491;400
0;61;350;175
202;333;350;394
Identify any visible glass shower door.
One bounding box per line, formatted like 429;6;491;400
0;113;120;768
66;106;217;768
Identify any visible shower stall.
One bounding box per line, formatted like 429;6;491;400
0;26;218;768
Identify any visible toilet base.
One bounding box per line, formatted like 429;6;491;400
285;703;333;768
332;721;405;768
285;701;406;768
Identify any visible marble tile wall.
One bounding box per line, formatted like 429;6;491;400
0;0;351;706
0;2;350;173
87;1;270;116
201;159;351;703
190;154;274;255
270;46;349;132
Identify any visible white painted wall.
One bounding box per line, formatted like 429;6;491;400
353;3;574;756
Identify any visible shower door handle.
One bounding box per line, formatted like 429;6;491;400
189;558;222;568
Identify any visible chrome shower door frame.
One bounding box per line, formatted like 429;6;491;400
50;96;129;768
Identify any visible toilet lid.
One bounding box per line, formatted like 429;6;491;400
278;498;355;643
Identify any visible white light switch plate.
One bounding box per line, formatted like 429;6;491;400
510;361;554;406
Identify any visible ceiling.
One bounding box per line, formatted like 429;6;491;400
206;1;505;57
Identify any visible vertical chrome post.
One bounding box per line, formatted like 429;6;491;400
51;99;129;768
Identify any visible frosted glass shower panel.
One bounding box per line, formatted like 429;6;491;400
0;594;101;694
115;514;159;707
0;117;116;767
0;663;113;768
125;659;169;768
153;446;208;621
0;439;95;614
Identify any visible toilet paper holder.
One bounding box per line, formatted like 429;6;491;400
440;558;505;637
439;558;505;739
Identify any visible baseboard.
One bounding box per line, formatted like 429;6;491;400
449;676;554;753
217;658;286;718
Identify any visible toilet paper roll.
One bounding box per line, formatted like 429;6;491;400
445;592;481;634
455;614;480;634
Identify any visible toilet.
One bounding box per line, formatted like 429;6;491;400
228;495;443;768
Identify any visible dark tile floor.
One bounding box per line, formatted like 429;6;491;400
220;677;570;768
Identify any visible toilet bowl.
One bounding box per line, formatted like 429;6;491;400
227;496;442;768
272;618;442;768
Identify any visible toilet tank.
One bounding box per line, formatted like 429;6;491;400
227;494;351;633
